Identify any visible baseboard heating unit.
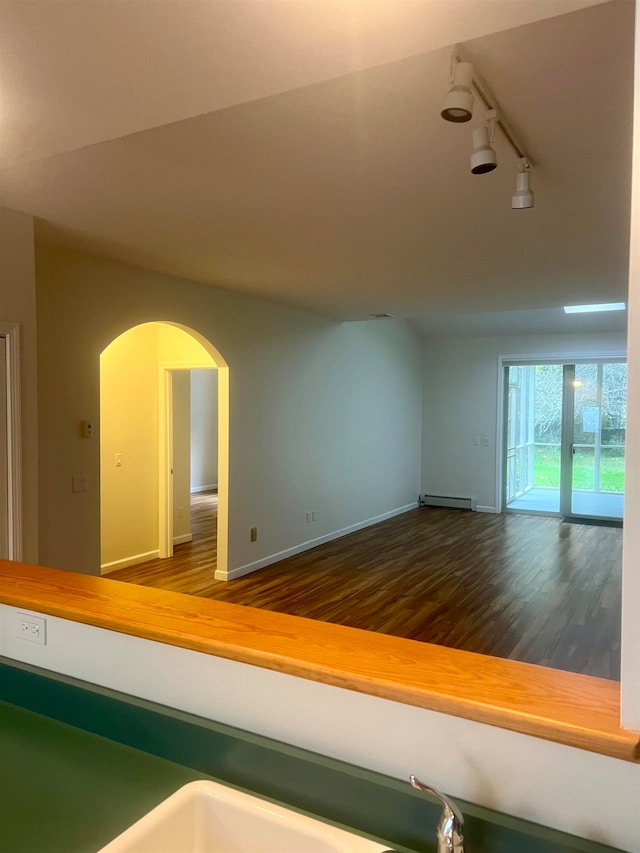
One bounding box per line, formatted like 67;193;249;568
419;494;477;511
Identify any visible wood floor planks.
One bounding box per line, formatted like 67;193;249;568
108;493;622;680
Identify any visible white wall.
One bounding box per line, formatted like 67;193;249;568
0;208;38;563
191;369;218;491
36;244;423;574
621;0;640;729
421;331;626;511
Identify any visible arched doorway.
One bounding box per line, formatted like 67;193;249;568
100;321;229;577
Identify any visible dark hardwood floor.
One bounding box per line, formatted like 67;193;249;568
108;492;622;680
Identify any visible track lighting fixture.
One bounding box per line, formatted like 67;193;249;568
512;158;534;209
441;61;474;123
470;110;497;174
442;50;535;208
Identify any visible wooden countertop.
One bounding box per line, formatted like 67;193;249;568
1;559;638;762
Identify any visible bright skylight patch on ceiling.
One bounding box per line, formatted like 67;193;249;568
563;303;626;314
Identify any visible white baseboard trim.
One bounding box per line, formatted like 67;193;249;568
215;502;417;582
101;549;160;575
477;505;497;513
191;484;217;494
173;533;193;545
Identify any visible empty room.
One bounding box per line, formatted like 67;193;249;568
2;3;639;851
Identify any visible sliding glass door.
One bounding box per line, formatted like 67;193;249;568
563;362;626;519
504;360;626;520
505;363;562;513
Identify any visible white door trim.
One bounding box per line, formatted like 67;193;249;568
0;322;23;560
158;361;228;576
158;366;174;558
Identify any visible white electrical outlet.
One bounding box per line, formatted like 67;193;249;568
17;613;47;645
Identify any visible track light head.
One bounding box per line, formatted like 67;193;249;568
470;125;497;174
441;61;474;123
512;158;534;209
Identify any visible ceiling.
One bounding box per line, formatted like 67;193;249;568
0;0;633;336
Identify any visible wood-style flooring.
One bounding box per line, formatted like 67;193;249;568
108;492;622;680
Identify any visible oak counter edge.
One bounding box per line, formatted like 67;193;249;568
1;560;638;763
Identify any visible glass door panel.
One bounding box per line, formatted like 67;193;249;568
570;362;625;520
505;359;625;520
505;363;562;514
601;362;627;498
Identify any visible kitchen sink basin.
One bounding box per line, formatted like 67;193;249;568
98;779;390;853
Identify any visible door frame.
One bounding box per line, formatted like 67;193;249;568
0;322;22;560
496;350;626;515
559;364;575;518
158;361;229;576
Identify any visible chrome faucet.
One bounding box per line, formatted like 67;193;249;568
409;775;464;853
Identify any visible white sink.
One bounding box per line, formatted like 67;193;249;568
98;780;390;853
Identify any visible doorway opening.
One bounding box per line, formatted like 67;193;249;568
503;359;626;521
100;322;228;577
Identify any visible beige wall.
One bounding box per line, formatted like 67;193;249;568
37;244;423;574
0;208;38;562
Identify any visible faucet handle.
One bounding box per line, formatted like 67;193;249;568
409;775;464;852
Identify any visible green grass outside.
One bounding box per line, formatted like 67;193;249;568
533;446;625;492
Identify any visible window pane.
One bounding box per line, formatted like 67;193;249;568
600;447;625;493
573;446;595;491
